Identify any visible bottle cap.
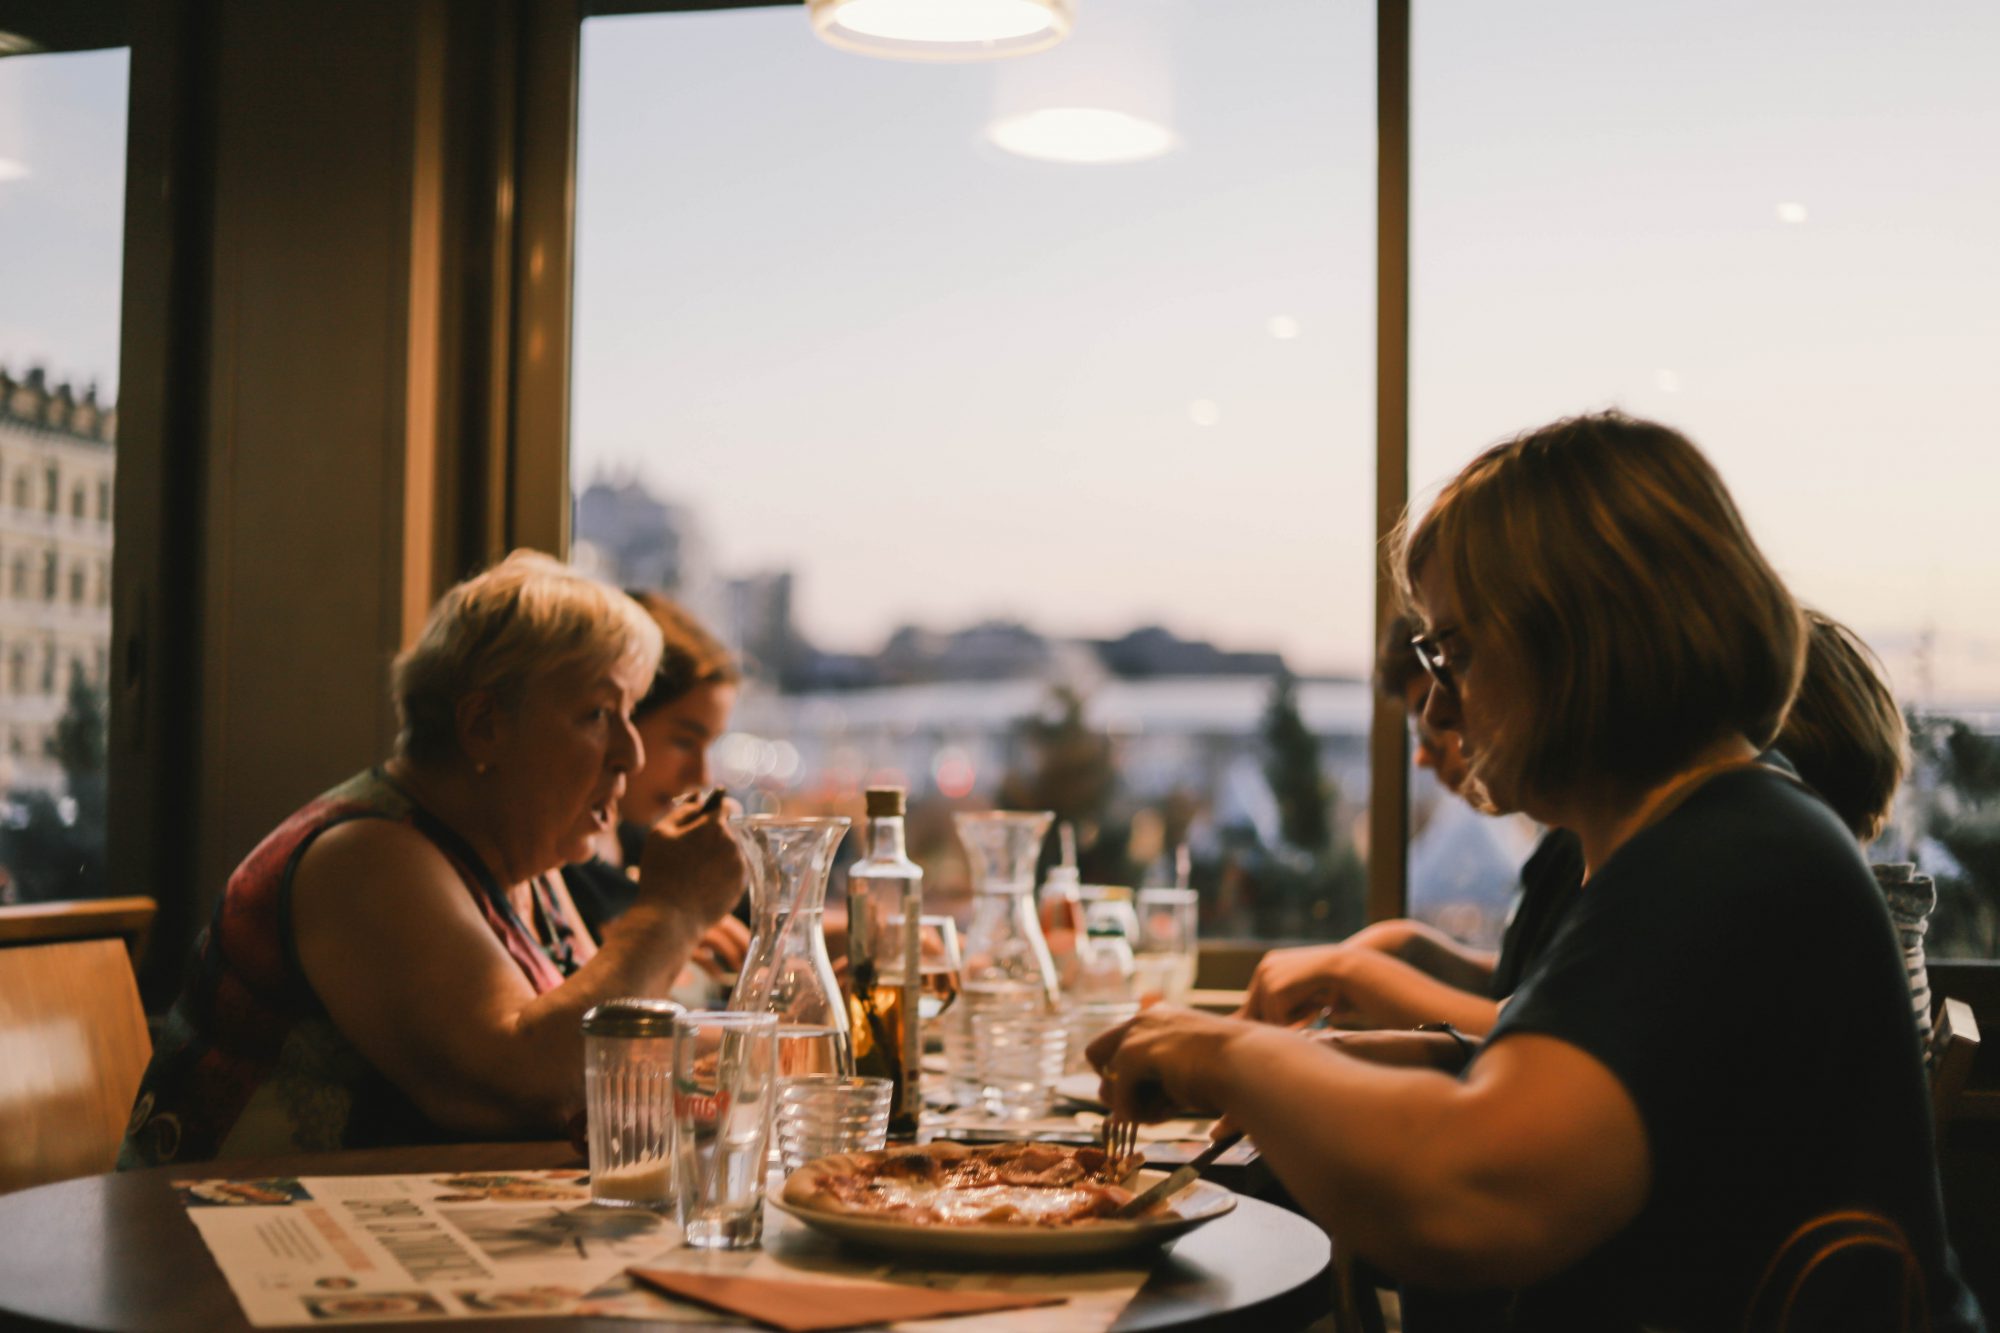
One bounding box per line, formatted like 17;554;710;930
581;997;684;1039
865;787;906;818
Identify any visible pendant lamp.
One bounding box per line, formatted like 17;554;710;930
809;0;1075;62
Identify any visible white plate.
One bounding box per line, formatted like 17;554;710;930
1053;1072;1107;1108
771;1167;1236;1262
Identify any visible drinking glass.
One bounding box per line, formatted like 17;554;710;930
775;1075;893;1172
1135;887;1199;1005
672;1010;779;1249
973;1010;1067;1119
872;913;968;1110
879;914;964;1022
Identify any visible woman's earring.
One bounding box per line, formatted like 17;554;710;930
475;762;490;776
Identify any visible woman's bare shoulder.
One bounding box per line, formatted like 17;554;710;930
292;814;471;912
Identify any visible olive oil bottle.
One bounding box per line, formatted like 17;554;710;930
844;787;925;1138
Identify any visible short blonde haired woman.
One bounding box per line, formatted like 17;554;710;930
124;551;747;1164
1091;415;1982;1330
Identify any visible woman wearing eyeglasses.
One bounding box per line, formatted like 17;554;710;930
1090;413;1982;1330
1232;611;1583;1039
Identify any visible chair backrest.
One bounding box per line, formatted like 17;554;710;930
0;896;158;961
1743;1210;1930;1333
1930;996;1981;1142
0;901;156;1195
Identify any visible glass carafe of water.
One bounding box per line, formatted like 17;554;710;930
955;810;1061;1013
727;815;854;1080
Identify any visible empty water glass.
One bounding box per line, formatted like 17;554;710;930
973;1011;1067;1120
672;1010;778;1250
775;1075;893;1172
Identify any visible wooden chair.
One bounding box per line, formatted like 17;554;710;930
0;898;156;1194
0;895;158;961
1931;996;1981;1145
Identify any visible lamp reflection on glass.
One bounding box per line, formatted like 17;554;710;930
809;0;1074;62
987;107;1176;165
984;3;1176;166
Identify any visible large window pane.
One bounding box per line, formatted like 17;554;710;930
1412;2;2000;954
0;48;125;903
572;1;1374;938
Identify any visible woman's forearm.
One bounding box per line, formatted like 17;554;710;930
1344;959;1502;1034
1196;1024;1643;1289
1201;1025;1503;1280
491;900;709;1123
1394;924;1498;995
472;810;746;1127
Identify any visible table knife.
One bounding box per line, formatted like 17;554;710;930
1115;1129;1245;1218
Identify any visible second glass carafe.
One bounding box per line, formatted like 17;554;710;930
954;809;1061;1013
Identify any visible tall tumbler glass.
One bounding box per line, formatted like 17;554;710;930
1135;887;1200;1006
672;1010;779;1249
583;998;684;1209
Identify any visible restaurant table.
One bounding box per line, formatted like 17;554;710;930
0;1143;1331;1333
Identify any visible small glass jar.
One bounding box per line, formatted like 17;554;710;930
582;997;683;1209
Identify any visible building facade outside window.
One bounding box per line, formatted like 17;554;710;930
0;46;125;903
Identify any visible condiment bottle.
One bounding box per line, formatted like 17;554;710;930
581;997;683;1209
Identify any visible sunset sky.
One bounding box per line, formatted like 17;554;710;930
572;0;2000;702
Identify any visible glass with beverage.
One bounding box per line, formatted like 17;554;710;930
857;915;962;1125
875;916;963;1030
672;1010;779;1250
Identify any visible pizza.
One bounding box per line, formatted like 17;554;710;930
781;1142;1168;1227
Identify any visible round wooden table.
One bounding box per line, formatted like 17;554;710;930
0;1143;1330;1333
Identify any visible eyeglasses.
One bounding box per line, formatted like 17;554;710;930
1409;629;1461;699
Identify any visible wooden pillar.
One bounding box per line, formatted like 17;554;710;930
1367;0;1412;925
110;0;577;984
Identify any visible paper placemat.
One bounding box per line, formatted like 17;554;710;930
176;1169;1146;1330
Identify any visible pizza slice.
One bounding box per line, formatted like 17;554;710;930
783;1142;1169;1227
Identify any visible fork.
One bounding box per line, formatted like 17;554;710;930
1098;1114;1140;1184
